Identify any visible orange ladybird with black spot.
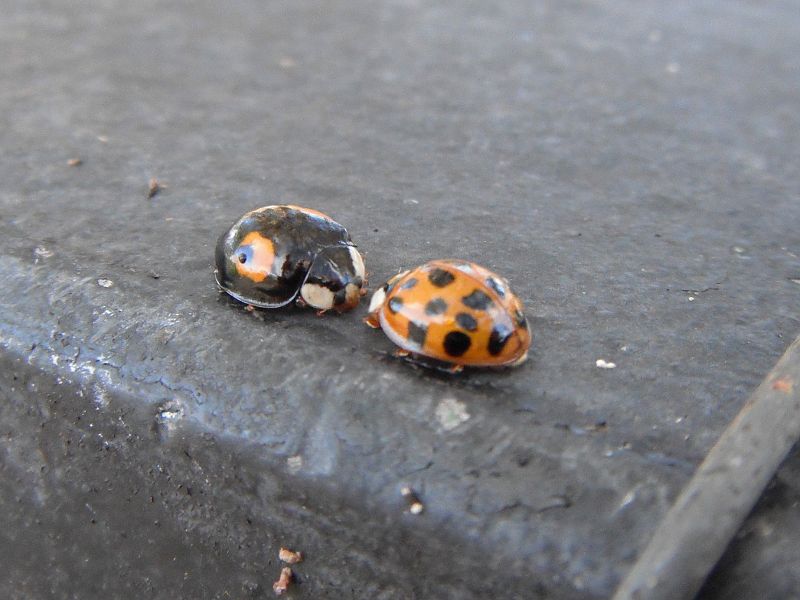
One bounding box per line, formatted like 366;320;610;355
215;205;366;312
365;259;531;369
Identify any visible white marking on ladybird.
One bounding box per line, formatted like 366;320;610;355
596;359;616;369
511;350;529;367
435;397;470;432
300;283;335;310
348;246;366;280
368;286;386;313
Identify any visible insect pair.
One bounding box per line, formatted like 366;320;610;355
215;205;531;371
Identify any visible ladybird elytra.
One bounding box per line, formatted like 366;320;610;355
215;205;366;312
366;260;531;367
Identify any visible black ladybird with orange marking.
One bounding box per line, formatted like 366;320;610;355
365;259;530;369
215;205;366;312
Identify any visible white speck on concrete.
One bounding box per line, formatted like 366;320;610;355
666;62;680;74
402;198;419;205
34;246;53;260
287;455;303;473
97;278;114;288
730;455;743;468
156;399;184;433
435;397;470;431
619;490;637;510
648;30;662;43
596;359;616;369
688;296;695;302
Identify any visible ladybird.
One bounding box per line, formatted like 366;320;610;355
365;259;531;369
215;205;366;312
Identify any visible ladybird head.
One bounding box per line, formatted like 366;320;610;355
299;245;366;312
365;269;410;326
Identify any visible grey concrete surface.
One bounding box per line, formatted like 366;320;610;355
0;0;798;598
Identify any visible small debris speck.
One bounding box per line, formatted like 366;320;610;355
148;177;161;198
97;135;109;143
272;567;293;596
403;198;419;205
596;359;616;369
401;486;424;515
772;378;794;393
666;62;680;74
97;278;114;288
278;56;297;69
688;296;695;302
34;246;54;259
67;158;83;167
286;455;303;473
279;547;303;564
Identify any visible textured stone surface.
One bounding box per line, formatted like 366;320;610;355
1;0;799;597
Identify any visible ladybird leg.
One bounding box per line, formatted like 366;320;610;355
393;348;412;358
363;314;381;328
315;308;329;317
360;271;370;295
295;296;307;308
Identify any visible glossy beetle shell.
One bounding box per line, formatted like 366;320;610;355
365;259;531;367
215;205;365;312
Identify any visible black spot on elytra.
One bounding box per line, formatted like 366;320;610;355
488;324;513;356
388;297;404;314
462;289;493;311
443;331;471;357
408;321;428;347
400;277;418;290
486;277;506;298
425;298;448;315
455;312;478;331
428;268;455;287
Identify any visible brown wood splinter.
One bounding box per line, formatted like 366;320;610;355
272;567;293;596
148;177;161;198
279;547;304;564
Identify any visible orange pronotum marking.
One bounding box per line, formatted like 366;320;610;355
284;205;334;221
234;231;275;283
